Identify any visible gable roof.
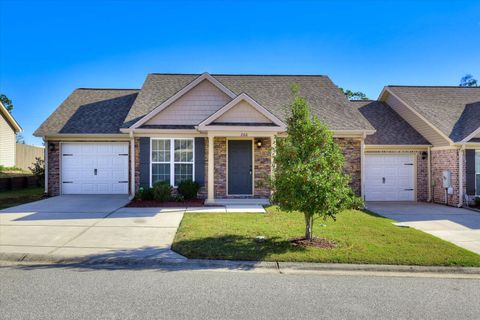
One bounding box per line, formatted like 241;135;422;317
0;102;22;133
383;86;480;143
124;73;374;132
198;93;286;130
352;100;429;145
34;89;139;136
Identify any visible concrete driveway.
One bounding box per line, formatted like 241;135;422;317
367;202;480;255
0;195;186;261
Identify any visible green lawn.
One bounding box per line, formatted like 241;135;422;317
173;206;480;267
0;187;45;210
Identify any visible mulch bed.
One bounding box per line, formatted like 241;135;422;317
127;199;205;207
290;237;337;249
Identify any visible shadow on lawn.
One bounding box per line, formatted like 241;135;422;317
8;235;304;272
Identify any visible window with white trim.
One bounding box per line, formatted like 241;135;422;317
151;138;194;187
476;150;480;196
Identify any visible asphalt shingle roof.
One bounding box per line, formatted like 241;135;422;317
352;100;429;145
386;86;480;142
124;74;374;131
34;89;139;136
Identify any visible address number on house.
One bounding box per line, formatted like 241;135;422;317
240;132;248;136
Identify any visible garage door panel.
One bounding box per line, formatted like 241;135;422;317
365;154;415;201
61;143;129;195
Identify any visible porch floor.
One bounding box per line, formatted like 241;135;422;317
206;198;270;206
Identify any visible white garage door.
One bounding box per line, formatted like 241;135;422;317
61;143;129;194
365;154;415;201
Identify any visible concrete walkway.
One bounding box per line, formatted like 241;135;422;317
367;202;480;254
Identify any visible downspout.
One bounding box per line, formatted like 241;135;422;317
458;144;465;208
43;138;48;195
427;146;431;202
129;131;135;200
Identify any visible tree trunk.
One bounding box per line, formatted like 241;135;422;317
304;213;313;240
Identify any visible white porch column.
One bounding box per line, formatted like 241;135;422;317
207;135;215;203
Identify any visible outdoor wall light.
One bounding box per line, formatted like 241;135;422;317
48;143;56;152
256;139;262;148
421;151;427;160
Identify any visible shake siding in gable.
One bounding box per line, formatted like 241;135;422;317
385;93;450;146
145;80;232;126
215;101;271;124
0;112;16;167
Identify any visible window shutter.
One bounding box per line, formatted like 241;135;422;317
194;137;205;186
465;149;476;196
139;137;150;188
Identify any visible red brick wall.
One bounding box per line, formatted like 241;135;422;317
431;149;459;205
416;152;429;202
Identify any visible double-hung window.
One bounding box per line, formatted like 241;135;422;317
151;138;194;187
476;150;480;196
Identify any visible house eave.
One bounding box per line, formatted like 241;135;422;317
0;102;22;133
365;144;431;151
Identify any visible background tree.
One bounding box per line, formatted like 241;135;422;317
339;87;368;100
460;74;478;87
0;94;13;112
16;134;25;144
271;85;362;240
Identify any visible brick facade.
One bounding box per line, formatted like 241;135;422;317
334;138;362;196
46;141;60;196
213;137;227;198
416;152;429;202
431;149;459;206
253;137;272;198
134;138;140;193
211;137;272;199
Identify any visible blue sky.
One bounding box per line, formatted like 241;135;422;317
1;0;479;145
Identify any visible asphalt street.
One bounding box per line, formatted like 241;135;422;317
0;263;479;320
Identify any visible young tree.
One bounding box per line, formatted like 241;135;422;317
0;94;13;112
339;87;368;100
460;74;478;87
271;86;362;240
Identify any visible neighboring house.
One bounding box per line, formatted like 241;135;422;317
34;73;480;207
0;102;22;167
354;86;480;206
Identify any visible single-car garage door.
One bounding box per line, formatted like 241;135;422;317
365;154;415;201
61;142;129;194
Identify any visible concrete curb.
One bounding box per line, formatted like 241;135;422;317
1;252;480;275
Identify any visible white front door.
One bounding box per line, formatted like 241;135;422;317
61;143;129;194
365;154;415;201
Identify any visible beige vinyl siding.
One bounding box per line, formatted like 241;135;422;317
385;93;450;147
214;100;272;123
0;112;16;167
145;80;232;125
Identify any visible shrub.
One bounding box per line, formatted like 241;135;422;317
177;180;200;200
152;181;173;202
28;157;45;187
475;197;480;206
136;187;154;201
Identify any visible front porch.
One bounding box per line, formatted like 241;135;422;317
205;135;274;205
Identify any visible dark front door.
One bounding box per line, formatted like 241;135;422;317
228;140;253;195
